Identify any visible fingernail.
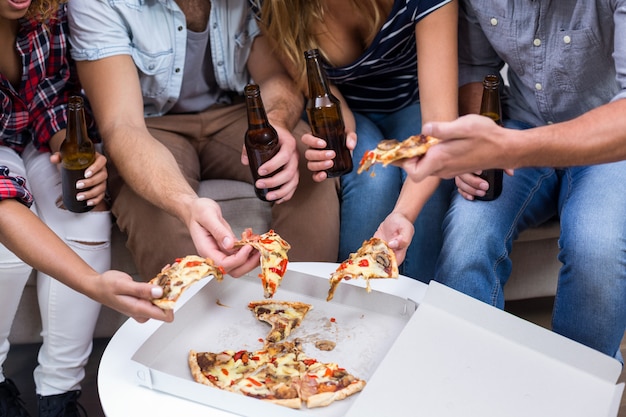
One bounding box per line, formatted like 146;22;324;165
151;287;163;298
325;151;334;158
257;181;266;188
76;182;85;189
85;170;92;178
76;194;85;201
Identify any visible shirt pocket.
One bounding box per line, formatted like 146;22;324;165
549;28;613;93
131;47;173;98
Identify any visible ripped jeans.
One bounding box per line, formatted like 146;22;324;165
0;144;111;395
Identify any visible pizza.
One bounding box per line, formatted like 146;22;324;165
248;300;313;343
357;133;440;174
189;340;366;409
327;237;399;301
148;255;224;310
234;228;291;298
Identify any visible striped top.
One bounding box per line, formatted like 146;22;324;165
325;0;451;113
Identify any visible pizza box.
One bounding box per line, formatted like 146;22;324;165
129;263;624;416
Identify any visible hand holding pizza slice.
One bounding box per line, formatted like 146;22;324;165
327;237;399;301
234;228;291;298
357;133;440;174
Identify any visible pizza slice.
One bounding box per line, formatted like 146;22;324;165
248;300;313;343
357;133;440;174
234;228;291;298
327;237;399;301
149;255;224;309
297;358;367;409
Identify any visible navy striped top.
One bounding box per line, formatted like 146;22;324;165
324;0;451;113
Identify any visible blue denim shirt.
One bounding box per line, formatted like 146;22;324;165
67;0;259;117
459;0;626;126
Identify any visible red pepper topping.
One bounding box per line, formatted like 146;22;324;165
247;377;262;387
221;368;229;376
302;359;317;366
330;317;336;323
358;259;369;267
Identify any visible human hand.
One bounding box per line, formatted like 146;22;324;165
455;169;514;200
400;115;513;182
93;270;173;323
186;197;260;277
300;130;357;182
373;212;415;265
50;151;109;208
241;124;299;203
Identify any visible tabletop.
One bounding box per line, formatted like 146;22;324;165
97;262;428;417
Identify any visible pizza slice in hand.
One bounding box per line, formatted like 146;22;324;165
149;255;224;310
235;228;291;298
248;300;313;343
327;237;399;301
357;133;440;174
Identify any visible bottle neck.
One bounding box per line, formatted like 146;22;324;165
244;85;270;128
305;49;331;98
66;96;90;144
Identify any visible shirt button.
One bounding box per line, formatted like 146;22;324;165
217;61;224;66
563;35;572;44
535;83;543;91
175;68;181;73
533;38;541;47
177;26;183;31
490;17;498;26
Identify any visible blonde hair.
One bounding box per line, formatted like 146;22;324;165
26;0;67;23
257;0;385;88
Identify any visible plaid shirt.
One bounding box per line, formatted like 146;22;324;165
0;166;33;207
0;4;93;154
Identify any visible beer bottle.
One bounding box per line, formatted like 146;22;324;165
304;49;353;177
244;84;281;201
476;74;503;201
60;95;96;213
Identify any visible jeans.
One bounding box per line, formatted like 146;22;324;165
339;103;455;281
435;157;626;359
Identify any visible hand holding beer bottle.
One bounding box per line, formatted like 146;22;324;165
60;96;96;213
475;74;503;201
304;49;353;177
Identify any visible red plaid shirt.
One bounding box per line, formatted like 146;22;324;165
0;4;96;155
0;166;33;207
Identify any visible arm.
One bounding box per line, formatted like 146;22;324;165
0;199;172;322
407;98;626;182
75;56;257;276
375;1;458;261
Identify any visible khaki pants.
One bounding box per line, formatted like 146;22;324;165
109;102;340;279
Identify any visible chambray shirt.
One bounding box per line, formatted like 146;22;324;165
67;0;259;117
459;0;626;126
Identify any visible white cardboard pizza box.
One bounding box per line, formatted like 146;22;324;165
345;280;625;417
130;264;624;417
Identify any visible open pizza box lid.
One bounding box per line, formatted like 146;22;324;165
129;263;624;417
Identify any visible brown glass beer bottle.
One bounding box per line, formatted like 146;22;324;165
244;84;281;201
476;74;503;201
304;49;353;177
60;96;96;213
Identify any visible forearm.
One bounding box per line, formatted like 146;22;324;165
509;99;626;168
0;200;97;293
391;176;441;223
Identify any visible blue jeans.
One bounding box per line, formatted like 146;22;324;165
339;104;455;281
435;154;626;359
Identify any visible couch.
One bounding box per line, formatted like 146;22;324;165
8;180;561;344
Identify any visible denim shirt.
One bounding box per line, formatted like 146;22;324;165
67;0;259;117
458;0;626;126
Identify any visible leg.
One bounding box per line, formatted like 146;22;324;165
22;145;110;396
0;147;33;383
339;112;403;261
435;167;559;308
196;104;341;261
552;162;626;358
